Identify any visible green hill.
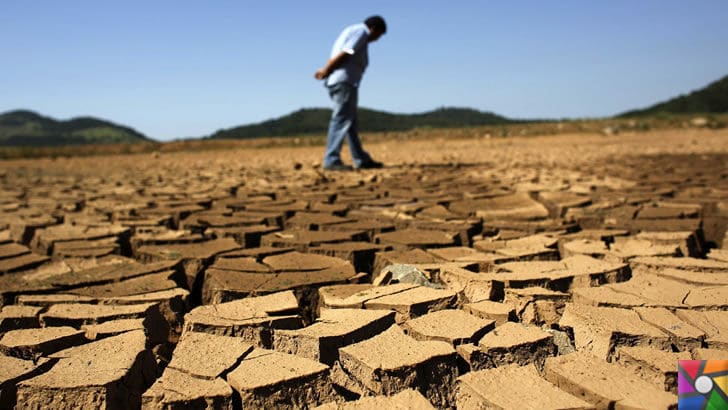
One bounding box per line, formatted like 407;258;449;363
0;110;151;146
209;107;513;139
619;74;728;117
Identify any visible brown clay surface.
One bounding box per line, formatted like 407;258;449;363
273;308;395;364
16;330;156;409
2;129;728;408
0;326;86;359
334;325;457;407
316;389;434;409
227;348;336;409
142;367;233;410
402;309;494;346
0;305;42;332
559;303;672;360
543;351;677;409
462;300;516;325
614;346;691;393
457;363;592;409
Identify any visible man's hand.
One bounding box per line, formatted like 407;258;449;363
314;51;350;80
314;68;329;80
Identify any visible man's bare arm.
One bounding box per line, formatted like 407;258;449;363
314;51;350;80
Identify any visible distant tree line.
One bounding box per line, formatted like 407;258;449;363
619;74;728;117
209;107;513;139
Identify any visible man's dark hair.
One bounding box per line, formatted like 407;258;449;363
364;15;387;34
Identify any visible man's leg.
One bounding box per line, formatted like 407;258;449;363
323;83;356;168
344;86;372;168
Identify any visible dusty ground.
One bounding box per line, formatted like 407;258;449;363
0;128;727;409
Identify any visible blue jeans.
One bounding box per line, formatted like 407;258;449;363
323;82;371;168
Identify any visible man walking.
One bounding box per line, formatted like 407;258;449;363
314;15;386;171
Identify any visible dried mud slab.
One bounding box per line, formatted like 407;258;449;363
0;242;31;260
319;284;459;322
30;224;130;256
0;305;42;332
184;291;302;346
462;300;516;325
614;346;691;393
559;228;630;243
427;246;511;272
504;286;571;326
450;193;550;220
39;302;165;330
273;308;395;365
260;229;360;252
128;228;204;254
0;258;181;306
636;203;700;220
406;219;482;248
0;355;52;409
646;267;728;286
308;242;385;275
0;252;50;275
16;330;157;410
210;256;271;273
459;321;555;371
363;286;458;322
82;318;146;340
708;248;728;262
559;238;610;259
473;233;560;262
142;332;253;409
1;215;57;247
634;230;703;258
217;245;293;260
0;326;87;360
209;224;279;248
630;256;728;273
318;283;416;309
332;325;458;408
375;228;459;251
136;237;242;289
673;310;728;349
15;294;96;307
401;309;495;346
457;363;592;410
693;348;728;360
165;331;253;379
436;265;503;303
52;237;121;259
537;191;592;218
572;271;728;310
227;348;336;409
632;307;705;350
316;388;434;409
559;303;671;360
142;368;233;410
262;251;354;272
491;254;630;292
65;269;181;300
543;351;677;409
608;238;680;259
285;212;354;230
201;251;357;305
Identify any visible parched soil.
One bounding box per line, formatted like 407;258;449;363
0;128;727;409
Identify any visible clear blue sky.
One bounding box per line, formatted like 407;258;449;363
2;1;727;141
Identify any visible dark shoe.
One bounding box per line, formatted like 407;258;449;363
356;159;384;170
323;163;353;171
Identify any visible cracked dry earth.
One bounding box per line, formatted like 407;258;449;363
0;129;727;409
